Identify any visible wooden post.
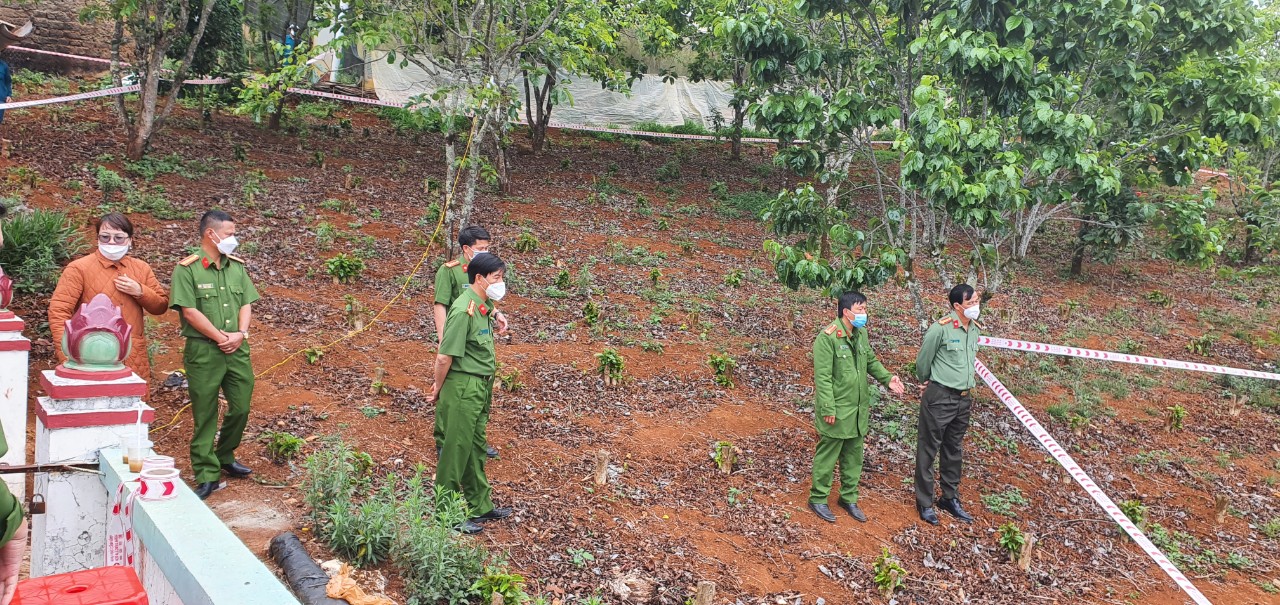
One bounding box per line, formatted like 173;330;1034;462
693;581;715;605
594;450;610;486
370;367;386;395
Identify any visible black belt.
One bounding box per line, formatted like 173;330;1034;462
934;383;972;398
456;371;494;382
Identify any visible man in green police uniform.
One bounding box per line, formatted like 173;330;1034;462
429;252;513;534
914;284;982;525
433;225;508;459
170;210;260;500
809;292;904;523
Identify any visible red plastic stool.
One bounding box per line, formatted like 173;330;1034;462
13;566;148;605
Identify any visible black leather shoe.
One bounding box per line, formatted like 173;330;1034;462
808;502;836;523
939;498;974;523
918;506;940;525
486;444;499;459
220;461;253;478
454;520;484;534
837;500;867;522
194;481;224;500
471;507;512;523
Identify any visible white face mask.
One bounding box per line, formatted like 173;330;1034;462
485;280;506;302
99;242;129;261
468;248;488;261
214;233;239;255
963;304;981;320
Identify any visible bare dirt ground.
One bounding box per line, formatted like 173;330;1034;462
5;76;1280;604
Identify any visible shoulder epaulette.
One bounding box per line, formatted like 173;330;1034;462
466;299;476;316
178;254;200;267
444;260;461;268
937;316;953;324
972;319;984;330
227;254;246;264
823;324;837;335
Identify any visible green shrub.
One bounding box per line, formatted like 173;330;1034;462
872;547;906;598
514;230;539;253
0;209;87;295
997;522;1026;562
261;431;305;462
723;191;773;219
656;159;681;182
708;353;737;388
303;440;495;603
981;487;1029;517
95;166;131;201
326;253;365;283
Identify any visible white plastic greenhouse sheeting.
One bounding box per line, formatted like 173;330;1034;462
369;57;748;128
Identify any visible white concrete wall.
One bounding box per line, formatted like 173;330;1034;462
0;331;29;498
32;395;150;577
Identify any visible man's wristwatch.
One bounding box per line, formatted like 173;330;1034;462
240;330;249;339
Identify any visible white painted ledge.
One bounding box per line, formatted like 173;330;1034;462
99;449;301;605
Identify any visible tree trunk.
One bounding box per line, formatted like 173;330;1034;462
1069;224;1089;277
125;68;162;161
1243;216;1264;265
526;66;555;153
730;64;745;161
268;96;285;130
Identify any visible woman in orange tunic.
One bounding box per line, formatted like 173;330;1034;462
48;213;169;382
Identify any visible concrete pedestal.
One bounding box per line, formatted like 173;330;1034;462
0;313;29;498
31;370;153;577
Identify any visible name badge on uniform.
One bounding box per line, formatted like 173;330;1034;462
479;328;491;336
197;283;214;290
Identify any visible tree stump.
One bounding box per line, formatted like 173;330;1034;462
693;581;715;605
370;367;387;395
1213;494;1230;524
594;450;610;486
491;593;504;605
1017;535;1036;571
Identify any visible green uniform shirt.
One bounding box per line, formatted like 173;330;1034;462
170;254;261;338
813;319;892;439
433;256;470;307
440;288;496;377
0;425;22;546
915;311;982;390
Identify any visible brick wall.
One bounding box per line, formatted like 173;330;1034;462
0;0;117;72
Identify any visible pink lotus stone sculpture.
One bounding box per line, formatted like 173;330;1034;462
56;293;134;380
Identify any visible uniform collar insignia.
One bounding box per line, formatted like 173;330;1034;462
201;257;211;269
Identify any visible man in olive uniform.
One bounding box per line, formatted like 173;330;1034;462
0;421;27;602
433;225;508;459
914;284;983;525
171;210;260;500
429;253;513;534
809;292;905;523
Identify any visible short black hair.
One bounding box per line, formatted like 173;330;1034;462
199;210;234;237
467;252;506;284
949;284;975;308
96;212;134;238
459;225;491;248
837;291;867;317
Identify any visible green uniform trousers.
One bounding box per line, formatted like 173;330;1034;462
434;372;494;517
915;382;972;509
185;338;254;484
809;434;865;504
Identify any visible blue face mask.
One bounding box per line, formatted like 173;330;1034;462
852;313;868;328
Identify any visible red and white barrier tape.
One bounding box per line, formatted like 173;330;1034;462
0;76;232;111
106;482;137;567
0;84;140;110
975;358;1213;605
7;45;118;65
979;336;1280;382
